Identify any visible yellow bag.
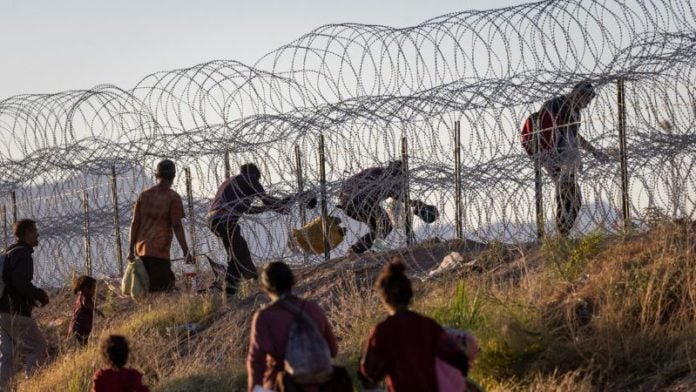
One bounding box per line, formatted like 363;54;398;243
121;257;150;299
291;216;345;255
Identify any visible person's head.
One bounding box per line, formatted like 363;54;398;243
260;261;295;298
155;159;176;182
569;81;596;109
14;219;38;247
375;258;413;313
386;160;403;176
240;163;261;180
101;335;129;369
73;275;97;296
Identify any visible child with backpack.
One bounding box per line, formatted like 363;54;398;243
91;335;149;392
69;275;102;346
246;261;351;392
358;259;470;392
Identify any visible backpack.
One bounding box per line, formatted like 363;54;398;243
520;109;557;156
0;246;20;298
277;299;333;384
121;257;150;299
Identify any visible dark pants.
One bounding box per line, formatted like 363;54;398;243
73;332;89;347
277;366;353;392
209;219;258;296
140;256;176;292
343;199;392;254
554;173;582;237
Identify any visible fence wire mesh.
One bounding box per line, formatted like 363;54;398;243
0;0;694;285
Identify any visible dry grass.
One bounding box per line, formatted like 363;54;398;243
13;219;696;391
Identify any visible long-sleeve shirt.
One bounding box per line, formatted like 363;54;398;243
208;174;267;223
359;310;469;392
69;292;94;337
339;167;402;206
246;296;338;391
540;95;583;175
91;367;149;392
0;241;47;317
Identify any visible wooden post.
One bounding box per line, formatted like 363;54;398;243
295;145;308;264
110;166;124;275
401;136;414;246
224;150;231;179
185;167;197;258
10;191;17;224
82;190;92;275
617;80;630;231
318;135;331;261
454;121;463;240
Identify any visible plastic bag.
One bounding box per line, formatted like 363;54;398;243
290;216;345;255
121;257;150;299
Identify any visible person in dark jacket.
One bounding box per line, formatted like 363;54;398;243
207;163;291;297
339;161;426;255
0;219;50;387
358;259;469;392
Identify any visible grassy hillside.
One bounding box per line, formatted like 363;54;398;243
17;219;696;391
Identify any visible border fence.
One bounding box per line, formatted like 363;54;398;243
0;0;694;285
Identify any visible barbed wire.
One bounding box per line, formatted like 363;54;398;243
0;0;694;284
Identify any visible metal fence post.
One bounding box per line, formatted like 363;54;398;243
454;121;463;240
82;190;92;276
185;167;197;258
295;145;309;263
110;166;124;275
617;80;630;231
318;135;331;261
10;192;17;224
534;114;545;239
224;150;231;179
401;136;414;247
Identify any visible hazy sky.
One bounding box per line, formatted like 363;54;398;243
0;0;526;99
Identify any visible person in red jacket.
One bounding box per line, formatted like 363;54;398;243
91;335;149;392
358;259;469;392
